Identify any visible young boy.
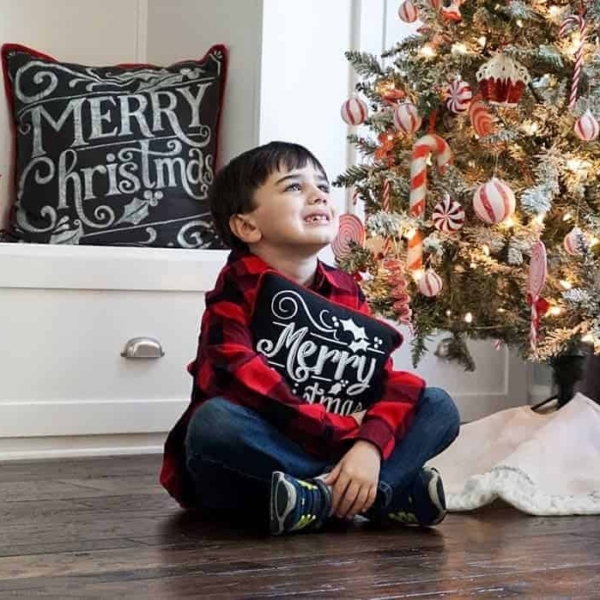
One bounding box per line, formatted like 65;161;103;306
160;141;460;535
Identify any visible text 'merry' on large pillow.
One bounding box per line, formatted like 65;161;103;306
1;43;228;248
251;273;403;416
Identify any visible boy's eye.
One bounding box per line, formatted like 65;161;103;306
319;184;330;193
285;183;302;192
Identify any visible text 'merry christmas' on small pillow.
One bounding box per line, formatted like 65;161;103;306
1;44;228;248
251;273;402;416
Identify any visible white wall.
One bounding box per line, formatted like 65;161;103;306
0;0;147;228
146;0;263;167
259;0;353;213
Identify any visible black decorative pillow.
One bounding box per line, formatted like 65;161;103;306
251;273;402;416
1;43;228;248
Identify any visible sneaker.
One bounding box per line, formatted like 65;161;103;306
385;467;447;527
269;471;332;535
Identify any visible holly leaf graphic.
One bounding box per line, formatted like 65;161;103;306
50;218;83;245
340;318;368;341
116;197;151;226
349;339;370;353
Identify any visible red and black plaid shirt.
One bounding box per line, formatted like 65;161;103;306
160;251;425;507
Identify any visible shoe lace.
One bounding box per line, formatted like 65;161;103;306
292;480;326;531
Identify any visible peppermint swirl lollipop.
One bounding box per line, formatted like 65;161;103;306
446;78;473;114
432;195;465;233
331;214;365;260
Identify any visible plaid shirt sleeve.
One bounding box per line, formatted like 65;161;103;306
192;257;361;458
351;287;425;460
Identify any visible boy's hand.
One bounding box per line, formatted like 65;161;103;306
323;440;380;519
351;410;366;425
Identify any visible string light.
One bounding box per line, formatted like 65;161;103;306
464;312;474;324
405;228;417;240
420;45;436;58
533;213;546;225
524;122;539;134
482;245;490;256
567;158;585;172
590;236;599;248
497;308;506;313
412;268;425;282
503;217;515;228
562;212;573;222
559;280;572;290
516;19;524;27
582;333;596;343
549;306;563;316
549;6;561;17
452;43;468;55
478;36;487;47
446;310;453;317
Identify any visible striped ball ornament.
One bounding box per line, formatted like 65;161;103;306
574;110;599;142
340;96;368;126
563;227;587;256
473;177;516;225
432;196;465;233
393;102;422;134
417;269;443;297
398;0;419;23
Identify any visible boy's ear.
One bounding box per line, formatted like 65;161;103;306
229;214;262;245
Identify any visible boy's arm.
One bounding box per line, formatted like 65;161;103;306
194;291;360;456
353;290;425;460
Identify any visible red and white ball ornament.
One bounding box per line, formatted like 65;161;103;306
417;268;444;297
393;102;422;134
340;96;368;126
432;195;465;233
563;226;587;256
574;110;599;142
398;0;419;23
331;214;366;260
473;177;516;225
445;78;473;114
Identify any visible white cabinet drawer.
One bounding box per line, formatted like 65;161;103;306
0;244;228;439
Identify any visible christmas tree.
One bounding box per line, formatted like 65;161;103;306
334;0;600;376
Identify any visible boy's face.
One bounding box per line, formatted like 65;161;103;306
232;163;339;255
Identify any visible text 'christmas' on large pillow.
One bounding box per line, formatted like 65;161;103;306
1;43;228;248
251;272;403;416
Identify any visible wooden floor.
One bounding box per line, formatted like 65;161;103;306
1;456;599;599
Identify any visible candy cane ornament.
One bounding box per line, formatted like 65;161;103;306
409;134;452;217
406;230;424;272
560;13;587;110
528;240;548;351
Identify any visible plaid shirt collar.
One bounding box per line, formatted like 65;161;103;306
227;250;337;292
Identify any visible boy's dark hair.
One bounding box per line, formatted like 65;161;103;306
209;141;327;251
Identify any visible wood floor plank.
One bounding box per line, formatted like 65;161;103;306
0;454;598;599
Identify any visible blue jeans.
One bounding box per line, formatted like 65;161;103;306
185;387;460;525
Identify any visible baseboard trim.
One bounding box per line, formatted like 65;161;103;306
0;391;529;461
0;398;188;438
0;432;165;461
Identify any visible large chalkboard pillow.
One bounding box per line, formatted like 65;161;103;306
251;272;403;416
1;43;228;248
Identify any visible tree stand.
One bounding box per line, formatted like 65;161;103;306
532;349;588;411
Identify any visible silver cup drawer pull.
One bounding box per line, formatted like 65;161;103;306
121;337;165;359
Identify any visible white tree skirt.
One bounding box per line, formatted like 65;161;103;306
427;393;600;515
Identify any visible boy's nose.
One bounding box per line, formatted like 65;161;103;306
308;189;328;205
